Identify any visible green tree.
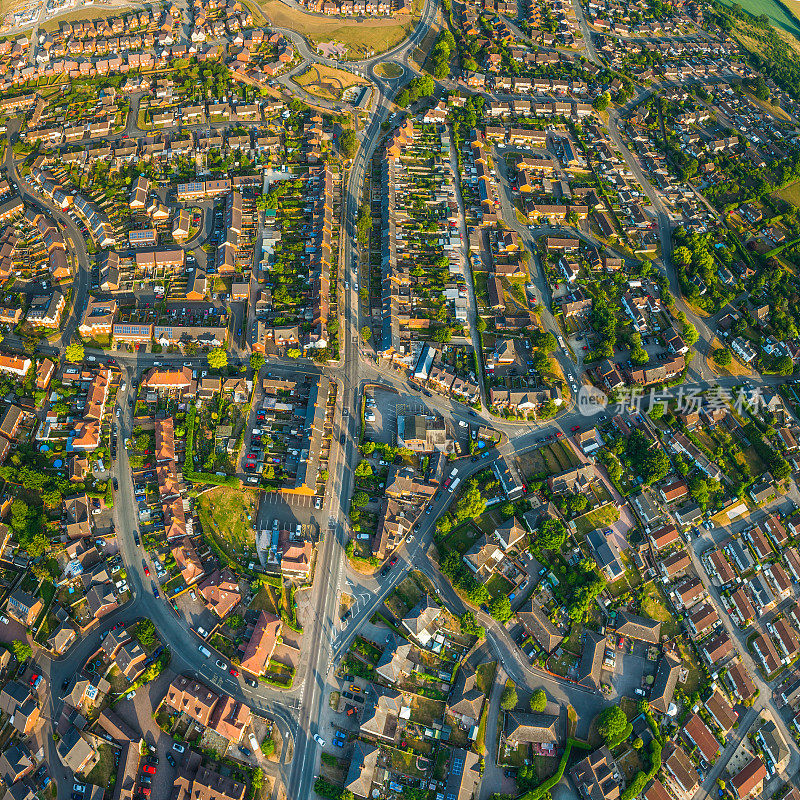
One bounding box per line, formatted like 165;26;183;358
65;342;84;363
452;479;486;523
360;326;372;343
530;688;547;713
776;354;794;375
459;611;484;638
207;348;228;370
339;128;357;159
536;518;567;550
500;683;518;710
597;706;631;746
593;92;610;111
713;348;732;366
11;640;31;661
489;595;511;622
625;429;669;485
352;491;369;508
354;460;373;478
250;352;265;372
260;738;275;757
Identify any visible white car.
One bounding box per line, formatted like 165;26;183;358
313;733;326;747
115;408;121;418
173;743;185;753
215;659;227;670
73;785;86;793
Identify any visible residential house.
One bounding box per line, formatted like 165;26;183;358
516;599;564;654
400;596;441;647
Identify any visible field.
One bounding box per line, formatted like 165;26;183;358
777;180;800;208
720;0;800;38
250;0;417;57
195;486;259;558
294;65;367;101
730;12;800;68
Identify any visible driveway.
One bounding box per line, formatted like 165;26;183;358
113;669;182;800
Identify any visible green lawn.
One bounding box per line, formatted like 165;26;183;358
195;486;259;556
476;661;497;694
443;521;482;555
574;503;620;537
83;743;116;786
640;582;678;637
387;745;430;778
393;576;425;610
486;573;514;600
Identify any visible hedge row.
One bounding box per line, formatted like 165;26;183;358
521;739;591;800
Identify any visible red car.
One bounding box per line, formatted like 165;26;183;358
555;431;563;437
247;453;256;460
144;566;150;576
571;425;580;432
389;555;398;567
140;789;151;797
229;668;239;677
29;674;39;686
142;765;156;775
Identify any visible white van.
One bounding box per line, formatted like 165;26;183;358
198;645;211;658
